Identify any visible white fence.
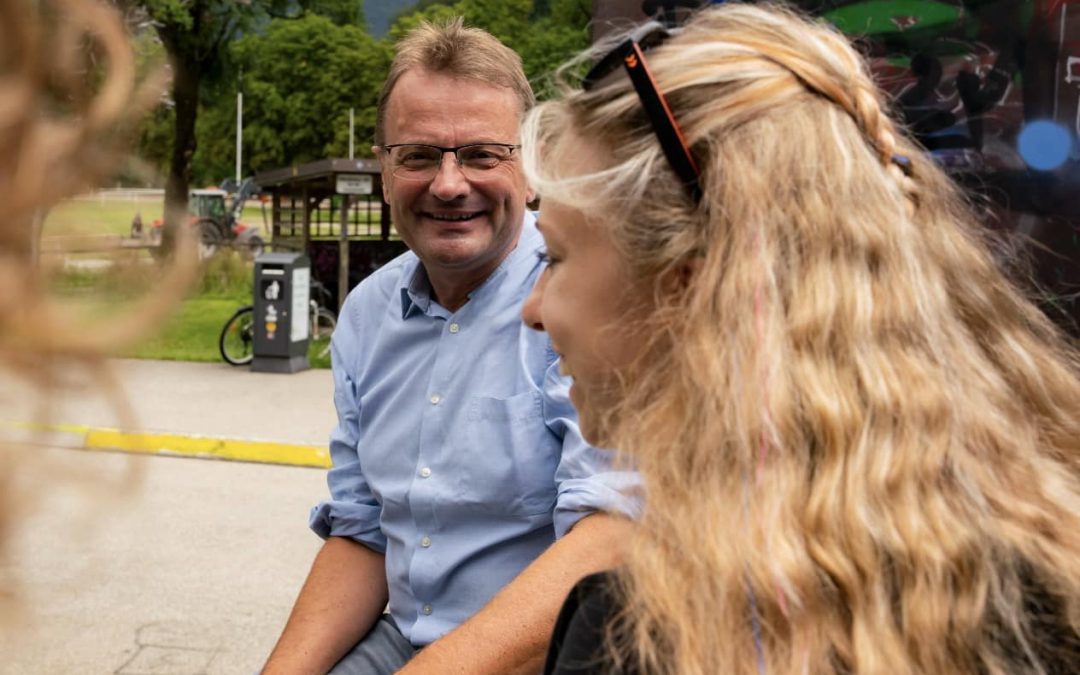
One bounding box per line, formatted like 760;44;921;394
73;188;165;203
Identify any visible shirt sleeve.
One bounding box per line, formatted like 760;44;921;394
308;292;388;554
542;357;642;538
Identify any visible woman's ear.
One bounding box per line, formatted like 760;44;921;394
663;255;704;295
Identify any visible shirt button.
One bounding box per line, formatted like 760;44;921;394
419;467;432;478
420;536;431;548
429;393;441;405
422;604;433;615
449;323;460;334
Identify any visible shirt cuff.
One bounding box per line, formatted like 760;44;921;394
553;471;642;538
309;499;388;553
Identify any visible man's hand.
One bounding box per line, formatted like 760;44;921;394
263;536;389;675
396;513;631;675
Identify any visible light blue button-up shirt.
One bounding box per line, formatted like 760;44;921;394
310;214;637;647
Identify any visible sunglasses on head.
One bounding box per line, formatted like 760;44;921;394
583;21;702;204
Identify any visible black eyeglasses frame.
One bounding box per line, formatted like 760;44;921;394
378;143;521;177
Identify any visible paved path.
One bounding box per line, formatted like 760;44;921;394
1;359;338;466
0;359;337;673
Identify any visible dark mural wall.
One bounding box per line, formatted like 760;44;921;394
596;0;1080;336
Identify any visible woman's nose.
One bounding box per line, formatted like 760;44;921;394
521;274;546;332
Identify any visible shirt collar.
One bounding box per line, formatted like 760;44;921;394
398;212;539;320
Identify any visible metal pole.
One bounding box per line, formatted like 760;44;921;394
236;91;243;182
349;108;355;159
339;194;350;313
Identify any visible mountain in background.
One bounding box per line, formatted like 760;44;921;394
366;0;421;36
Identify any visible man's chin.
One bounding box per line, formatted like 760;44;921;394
423;238;490;264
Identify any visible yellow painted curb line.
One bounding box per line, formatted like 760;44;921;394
1;420;330;468
1;420;91;435
85;429;331;468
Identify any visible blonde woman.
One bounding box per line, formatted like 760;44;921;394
1;0;195;615
520;4;1080;674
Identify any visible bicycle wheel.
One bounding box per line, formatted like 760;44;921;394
219;306;255;366
311;307;337;360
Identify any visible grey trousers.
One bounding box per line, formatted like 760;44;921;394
327;614;418;675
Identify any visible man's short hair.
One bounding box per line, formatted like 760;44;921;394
374;17;536;144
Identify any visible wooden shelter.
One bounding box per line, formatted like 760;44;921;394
255;158;407;309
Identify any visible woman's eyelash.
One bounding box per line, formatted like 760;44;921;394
537;250;559;266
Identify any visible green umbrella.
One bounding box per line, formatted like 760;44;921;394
824;0;964;35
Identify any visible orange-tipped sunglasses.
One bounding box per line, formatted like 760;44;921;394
583;21;702;204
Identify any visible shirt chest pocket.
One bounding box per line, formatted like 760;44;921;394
450;390;559;517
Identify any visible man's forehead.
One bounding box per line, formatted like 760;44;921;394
388;69;521;114
383;69;523;143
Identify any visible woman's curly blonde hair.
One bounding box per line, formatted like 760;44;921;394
523;4;1080;674
1;0;197;614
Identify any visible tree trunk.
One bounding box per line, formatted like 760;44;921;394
163;53;201;250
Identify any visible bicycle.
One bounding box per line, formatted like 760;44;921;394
219;279;337;366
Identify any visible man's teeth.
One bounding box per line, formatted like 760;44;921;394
430;212;479;221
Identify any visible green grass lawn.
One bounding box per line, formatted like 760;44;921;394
43;198;270;238
50;252;332;369
128;297;332;369
41;197;353;369
128;296;246;362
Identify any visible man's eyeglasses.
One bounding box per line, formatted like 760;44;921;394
379;143;520;181
583;21;702;203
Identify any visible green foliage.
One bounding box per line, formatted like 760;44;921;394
192;13;390;181
517;18;590;98
133;0;590;185
128;31;173;183
389;3;461;40
136;104;175;182
391;0;529;42
306;0;366;25
49;257;160;301
549;0;590;26
387;0;590;101
199;250;254;298
137;0;195;31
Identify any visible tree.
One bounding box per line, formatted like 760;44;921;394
306;0;366;26
121;0;364;241
517;0;591;97
132;30;173;183
193;13;391;181
389;0;590;100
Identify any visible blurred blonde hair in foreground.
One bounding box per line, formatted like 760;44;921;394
525;3;1080;674
0;0;196;614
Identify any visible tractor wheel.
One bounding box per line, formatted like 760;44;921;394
246;235;265;259
195;218;223;260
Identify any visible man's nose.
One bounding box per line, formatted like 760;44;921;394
428;153;470;201
521;273;546;332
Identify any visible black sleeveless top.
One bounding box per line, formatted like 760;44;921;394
545;571;634;675
544;570;1080;674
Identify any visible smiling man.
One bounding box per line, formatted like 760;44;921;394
261;19;636;675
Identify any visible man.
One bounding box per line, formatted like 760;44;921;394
263;19;635;675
